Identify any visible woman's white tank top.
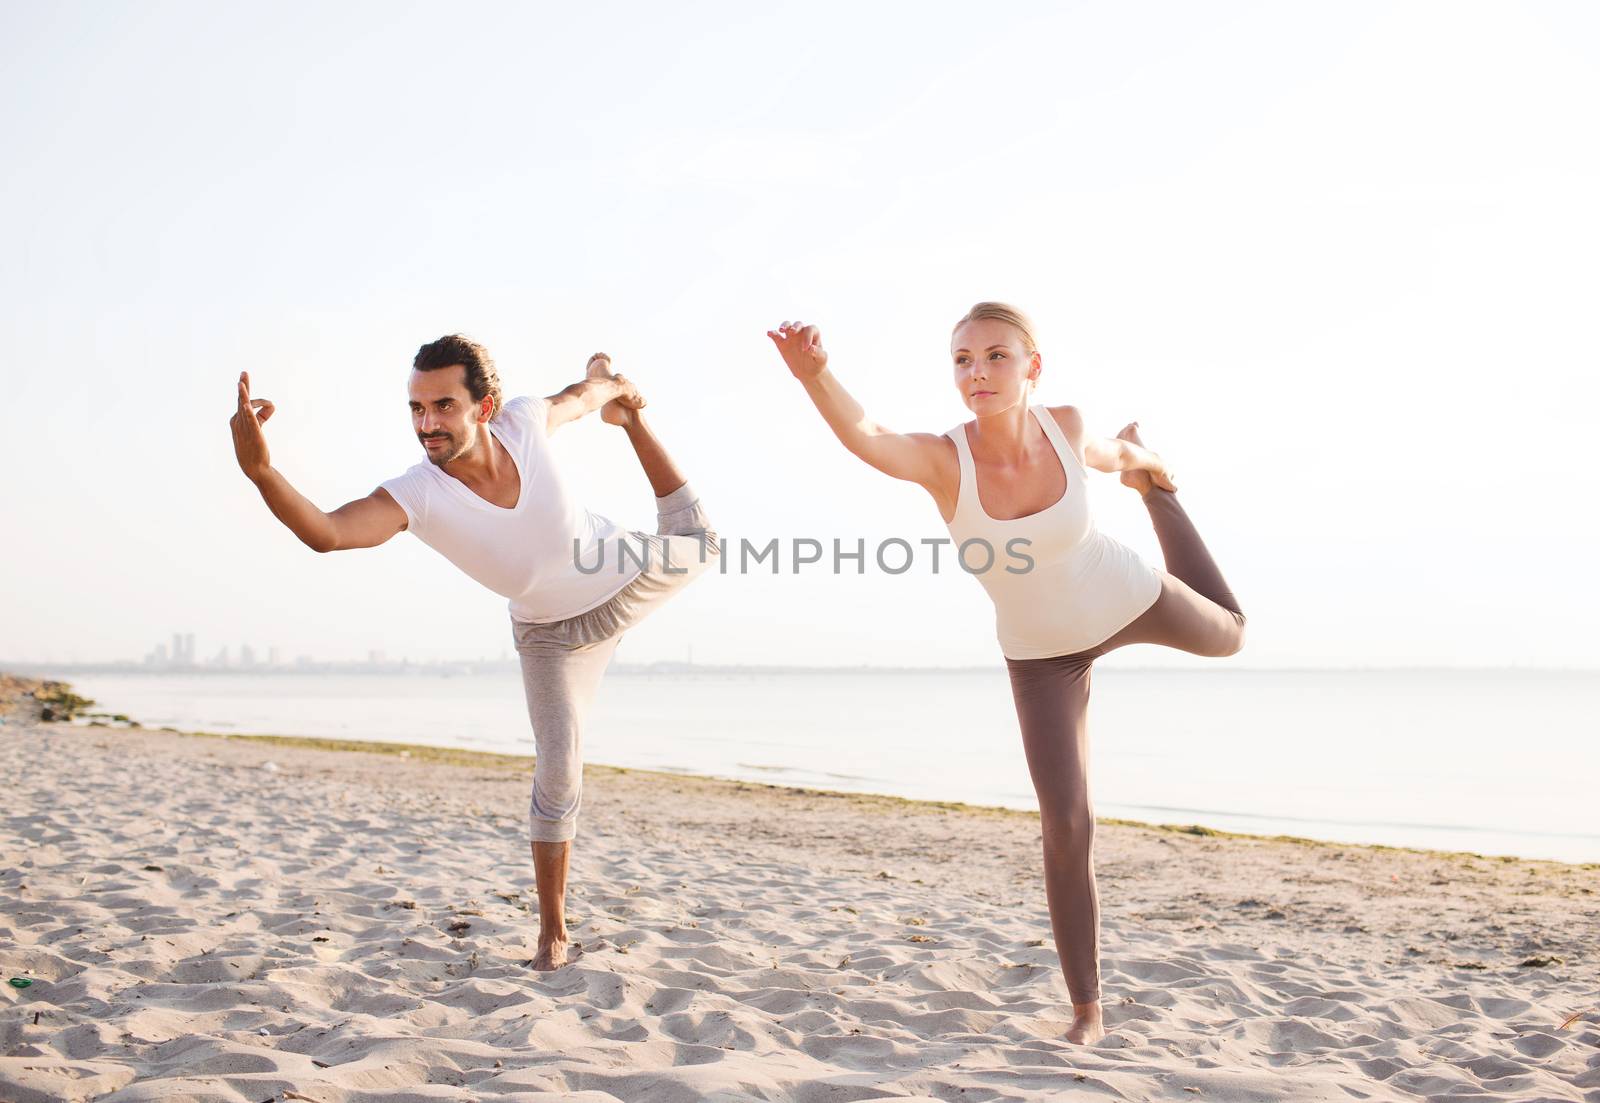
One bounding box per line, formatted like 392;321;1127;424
944;405;1161;660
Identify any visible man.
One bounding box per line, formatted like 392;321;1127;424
229;334;718;969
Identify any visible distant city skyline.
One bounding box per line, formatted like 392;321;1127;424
143;633;288;669
2;641;1590;676
131;632;505;670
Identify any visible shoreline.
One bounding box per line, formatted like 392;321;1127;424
4;670;1595;871
112;728;1600;870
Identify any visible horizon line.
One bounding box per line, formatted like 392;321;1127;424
3;660;1597;676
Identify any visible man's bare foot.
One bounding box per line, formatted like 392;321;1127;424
530;937;571;971
587;353;640;427
1116;421;1156;498
1066;1000;1106;1044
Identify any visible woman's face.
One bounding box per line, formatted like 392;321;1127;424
951;318;1039;414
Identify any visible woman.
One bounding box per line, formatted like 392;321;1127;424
767;302;1245;1045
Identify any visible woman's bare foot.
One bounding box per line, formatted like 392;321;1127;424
1117;422;1155;497
1066;1000;1106;1044
530;936;571;971
587;353;640;426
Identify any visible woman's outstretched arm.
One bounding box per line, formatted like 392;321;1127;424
767;320;951;492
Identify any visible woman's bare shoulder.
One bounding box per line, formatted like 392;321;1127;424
1042;405;1089;461
1042;404;1084;432
900;430;961;521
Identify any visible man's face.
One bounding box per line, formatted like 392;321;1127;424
408;365;486;466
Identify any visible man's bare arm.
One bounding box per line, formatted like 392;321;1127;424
545;362;644;433
230;371;407;553
254;475;407;552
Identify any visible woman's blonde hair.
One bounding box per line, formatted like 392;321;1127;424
952;302;1040;391
951;301;1039;355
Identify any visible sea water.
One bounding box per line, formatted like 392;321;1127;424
56;667;1600;863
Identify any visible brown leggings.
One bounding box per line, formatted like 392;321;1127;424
1003;488;1246;1005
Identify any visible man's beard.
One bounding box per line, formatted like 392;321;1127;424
421;433;469;466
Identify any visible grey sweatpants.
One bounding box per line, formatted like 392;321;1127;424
510;482;718;842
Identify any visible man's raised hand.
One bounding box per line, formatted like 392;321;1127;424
230;371;276;483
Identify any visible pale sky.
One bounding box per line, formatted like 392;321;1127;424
2;1;1596;669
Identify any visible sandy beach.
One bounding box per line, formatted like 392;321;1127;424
1;678;1595;1102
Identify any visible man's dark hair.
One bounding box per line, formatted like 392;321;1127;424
413;334;503;418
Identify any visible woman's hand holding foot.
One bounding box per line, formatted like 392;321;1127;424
1117;422;1177;496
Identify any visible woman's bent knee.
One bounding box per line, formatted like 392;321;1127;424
1219;612;1246;657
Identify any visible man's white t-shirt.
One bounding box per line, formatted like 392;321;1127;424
379;395;643;624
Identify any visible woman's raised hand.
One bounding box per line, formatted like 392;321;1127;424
767;320;828;381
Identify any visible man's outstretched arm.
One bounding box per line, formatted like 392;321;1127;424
230;372;407;553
